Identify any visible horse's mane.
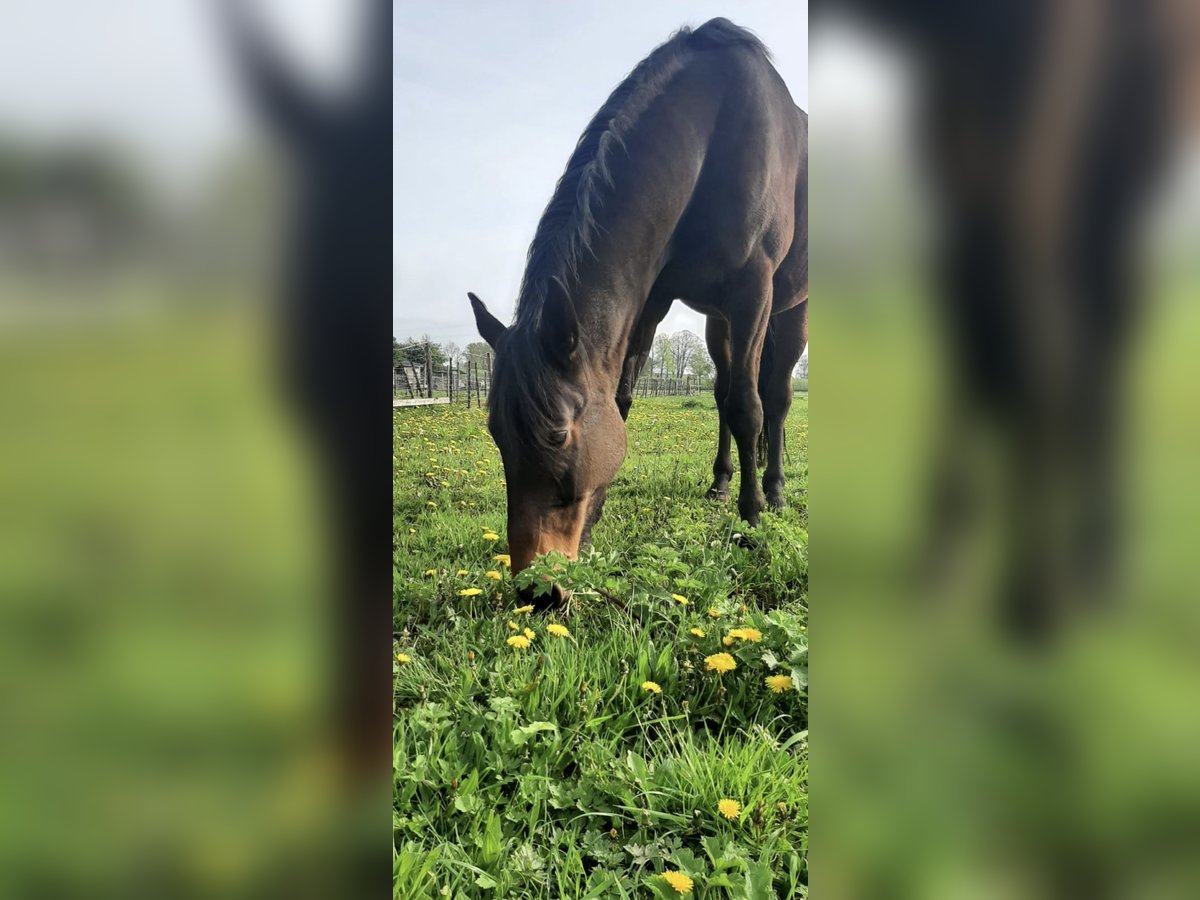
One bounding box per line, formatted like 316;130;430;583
493;19;769;456
513;18;771;329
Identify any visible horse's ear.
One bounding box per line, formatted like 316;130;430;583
469;292;507;349
540;279;579;369
220;0;323;148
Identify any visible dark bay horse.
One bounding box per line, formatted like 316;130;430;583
815;0;1196;637
469;18;808;592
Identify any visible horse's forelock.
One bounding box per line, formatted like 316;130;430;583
491;328;566;458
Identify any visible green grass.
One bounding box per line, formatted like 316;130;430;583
394;395;808;898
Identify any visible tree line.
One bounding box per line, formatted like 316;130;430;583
393;330;716;380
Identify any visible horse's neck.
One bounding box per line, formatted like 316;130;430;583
562;91;712;383
572;213;678;384
574;280;653;388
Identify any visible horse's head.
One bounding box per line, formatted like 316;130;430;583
469;290;626;604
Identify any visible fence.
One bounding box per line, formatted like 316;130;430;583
393;357;493;408
394;347;714;408
633;374;712;398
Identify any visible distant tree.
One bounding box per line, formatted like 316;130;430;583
0;137;152;271
652;334;673;379
689;347;714;382
443;341;462;366
393;335;445;368
669;330;703;379
464;341;492;367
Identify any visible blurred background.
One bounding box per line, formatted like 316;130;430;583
9;0;1200;896
0;1;389;896
812;2;1200;897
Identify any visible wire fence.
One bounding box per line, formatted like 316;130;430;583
393;343;805;408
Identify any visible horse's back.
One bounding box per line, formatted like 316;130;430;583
664;41;806;313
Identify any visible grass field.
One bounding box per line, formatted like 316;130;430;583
394;395;809;898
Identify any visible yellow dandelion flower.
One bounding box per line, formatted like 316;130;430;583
426;501;437;508
459;588;483;597
506;635;530;650
662;870;694;894
424;569;437;576
722;635;734;646
524;627;536;641
507;621;519;631
395;653;411;665
707;607;721;618
727;627;763;643
704;653;737;674
689;627;706;638
718;798;741;820
485;570;502;580
546;623;571;638
513;605;534;614
641;681;662;694
439;480;450;487
456;569;468;576
408;528;416;534
671;593;689;605
482;531;500;541
493;554;511;567
766;674;794;693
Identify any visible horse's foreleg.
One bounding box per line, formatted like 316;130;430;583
724;267;774;526
761;302;807;509
705;316;734;501
618;286;673;420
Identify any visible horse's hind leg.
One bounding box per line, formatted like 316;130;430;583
705;315;734;501
762;301;808;510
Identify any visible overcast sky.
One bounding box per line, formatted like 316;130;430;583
0;0;355;189
394;1;809;348
0;1;808;351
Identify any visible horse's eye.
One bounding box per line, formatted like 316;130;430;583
549;429;568;446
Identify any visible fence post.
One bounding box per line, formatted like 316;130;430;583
424;343;432;399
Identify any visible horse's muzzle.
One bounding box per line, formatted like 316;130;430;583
518;580;567;612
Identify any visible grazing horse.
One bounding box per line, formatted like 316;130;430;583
224;0;392;773
469;18;808;595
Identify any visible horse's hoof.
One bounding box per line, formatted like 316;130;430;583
706;487;730;502
738;497;764;527
766;493;786;511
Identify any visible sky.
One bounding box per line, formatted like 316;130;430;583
0;0;355;191
393;1;809;348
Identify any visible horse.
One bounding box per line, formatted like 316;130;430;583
223;0;393;773
814;0;1198;637
469;18;808;600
